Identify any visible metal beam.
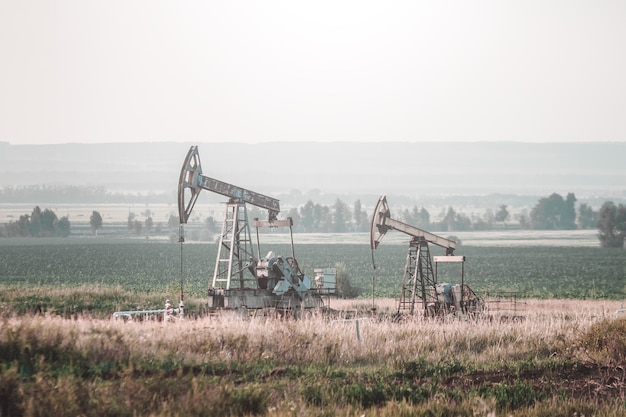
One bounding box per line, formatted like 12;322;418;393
198;176;280;214
178;146;280;223
384;217;456;251
432;256;466;263
253;218;293;228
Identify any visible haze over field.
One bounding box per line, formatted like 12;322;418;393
1;141;625;202
1;2;625;209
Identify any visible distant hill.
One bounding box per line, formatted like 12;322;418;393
1;141;625;204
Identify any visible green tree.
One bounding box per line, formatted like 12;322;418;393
563;193;577;229
39;208;58;237
315;203;332;232
455;213;472;231
402;206;427;227
200;216;217;241
332;199;351;232
418;207;430;226
495;204;509;223
299;200;315;232
472;212;490;231
444;207;456;231
168;214;179;242
3;218;24;237
439;207;471;232
597;201;626;248
3;207;67;238
402;207;416;225
577;203;596;229
518;209;530;229
17;214;30;237
478;208;494;230
529;193;577;230
133;220;143;235
287;207;301;231
353;200;368;232
56;216;71;237
168;214;179;229
90;210;103;235
145;216;154;235
30;207;41;237
127;212;135;233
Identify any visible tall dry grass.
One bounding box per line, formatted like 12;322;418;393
2;298;620;369
1;298;625;416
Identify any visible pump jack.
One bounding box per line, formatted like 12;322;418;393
370;196;484;318
178;146;327;314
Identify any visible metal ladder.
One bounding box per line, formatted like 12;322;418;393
397;237;437;315
212;202;255;290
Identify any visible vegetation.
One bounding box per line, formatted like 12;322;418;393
0;240;625;310
89;210;103;235
1;240;625;310
2;193;624;251
527;192;577;230
0;229;625;415
597;201;626;248
2;206;71;238
286;192;593;234
0;300;625;416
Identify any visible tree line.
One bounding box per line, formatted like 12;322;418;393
3;193;626;248
188;192;624;248
2;206;71;238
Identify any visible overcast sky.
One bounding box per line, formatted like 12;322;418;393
1;1;625;145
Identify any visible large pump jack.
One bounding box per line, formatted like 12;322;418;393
178;146;324;314
370;196;484;317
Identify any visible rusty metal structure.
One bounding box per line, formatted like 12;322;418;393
178;146;329;315
370;195;484;317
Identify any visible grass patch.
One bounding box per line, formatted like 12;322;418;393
579;317;626;365
1;302;626;416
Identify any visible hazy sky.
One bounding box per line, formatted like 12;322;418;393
1;1;625;145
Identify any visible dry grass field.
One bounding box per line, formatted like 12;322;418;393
2;298;625;416
0;223;623;415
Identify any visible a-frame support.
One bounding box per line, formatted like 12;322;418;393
212;202;256;290
397;237;437;315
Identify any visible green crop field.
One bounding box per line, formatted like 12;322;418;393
2;237;626;416
1;237;625;318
